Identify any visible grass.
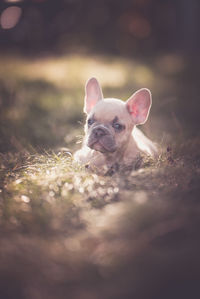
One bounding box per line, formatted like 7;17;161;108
1;141;200;233
0;53;200;298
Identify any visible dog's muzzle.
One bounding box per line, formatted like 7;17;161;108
87;125;117;153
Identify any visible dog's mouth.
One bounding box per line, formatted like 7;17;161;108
90;139;117;153
87;130;117;153
90;141;108;153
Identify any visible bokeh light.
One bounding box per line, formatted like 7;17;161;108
5;0;22;3
129;16;151;38
120;13;152;39
0;6;22;30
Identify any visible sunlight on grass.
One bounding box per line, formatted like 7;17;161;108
0;54;154;90
1;139;199;235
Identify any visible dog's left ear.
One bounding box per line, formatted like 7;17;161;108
126;88;152;125
84;77;103;114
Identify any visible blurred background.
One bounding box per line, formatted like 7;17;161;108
0;0;200;153
1;0;200;55
1;2;200;299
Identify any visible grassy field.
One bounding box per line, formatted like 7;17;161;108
0;53;200;298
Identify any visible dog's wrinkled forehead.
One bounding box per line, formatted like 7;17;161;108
90;98;131;123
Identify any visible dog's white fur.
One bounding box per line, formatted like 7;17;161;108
74;78;157;173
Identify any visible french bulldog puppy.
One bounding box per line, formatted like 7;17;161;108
74;78;157;173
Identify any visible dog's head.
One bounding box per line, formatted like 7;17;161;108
83;77;152;154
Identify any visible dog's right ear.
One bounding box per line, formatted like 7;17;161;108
84;77;103;114
126;88;152;125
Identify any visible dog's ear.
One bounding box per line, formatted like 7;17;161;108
126;88;152;125
84;77;103;114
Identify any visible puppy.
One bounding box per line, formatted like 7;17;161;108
74;78;157;173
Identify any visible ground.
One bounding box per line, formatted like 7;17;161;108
0;53;200;299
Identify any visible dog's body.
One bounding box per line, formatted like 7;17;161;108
74;78;157;173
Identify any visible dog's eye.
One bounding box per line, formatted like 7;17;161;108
88;118;95;126
113;123;124;131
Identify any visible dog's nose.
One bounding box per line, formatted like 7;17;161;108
93;127;106;138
